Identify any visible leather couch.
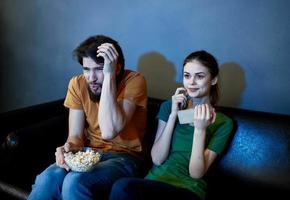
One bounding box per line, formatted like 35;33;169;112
0;97;289;199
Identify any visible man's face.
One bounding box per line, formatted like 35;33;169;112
82;57;104;101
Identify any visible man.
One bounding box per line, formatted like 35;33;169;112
28;35;147;200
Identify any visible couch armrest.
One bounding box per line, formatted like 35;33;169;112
1;115;67;152
0;115;68;193
0;180;28;200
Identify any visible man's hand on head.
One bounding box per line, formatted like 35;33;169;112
96;43;119;74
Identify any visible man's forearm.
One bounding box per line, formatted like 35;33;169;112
98;73;126;140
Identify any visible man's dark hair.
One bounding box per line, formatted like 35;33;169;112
73;35;125;76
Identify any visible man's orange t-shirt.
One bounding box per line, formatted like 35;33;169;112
64;70;147;158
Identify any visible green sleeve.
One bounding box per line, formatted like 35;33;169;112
156;100;172;122
207;114;234;154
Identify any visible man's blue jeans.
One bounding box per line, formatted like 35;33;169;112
28;152;142;200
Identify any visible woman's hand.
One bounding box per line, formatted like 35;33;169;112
171;88;188;114
55;142;83;171
193;104;216;130
97;43;118;74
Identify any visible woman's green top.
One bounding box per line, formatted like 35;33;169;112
145;100;233;200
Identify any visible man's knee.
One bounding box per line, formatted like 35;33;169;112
113;178;139;195
62;172;108;200
34;165;63;188
28;166;64;199
62;172;82;191
110;178;142;200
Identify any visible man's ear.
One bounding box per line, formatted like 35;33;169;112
115;63;122;76
211;77;218;85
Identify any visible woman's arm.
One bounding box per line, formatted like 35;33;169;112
151;116;176;165
151;88;187;165
189;104;217;179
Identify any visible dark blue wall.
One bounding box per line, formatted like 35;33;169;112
1;0;290;115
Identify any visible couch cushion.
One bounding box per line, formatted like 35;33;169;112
206;107;290;199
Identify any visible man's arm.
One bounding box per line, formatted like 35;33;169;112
97;43;137;140
98;72;136;140
66;109;86;146
55;108;85;170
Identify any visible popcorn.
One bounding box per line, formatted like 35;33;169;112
64;148;101;172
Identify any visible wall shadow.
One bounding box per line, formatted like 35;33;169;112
137;52;182;100
0;14;11;113
218;62;246;107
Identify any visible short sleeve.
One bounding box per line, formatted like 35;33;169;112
207;115;234;154
156;100;172;122
64;77;83;109
122;73;147;108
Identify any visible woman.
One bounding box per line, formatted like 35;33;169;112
109;50;233;200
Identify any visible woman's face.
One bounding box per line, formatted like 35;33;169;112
183;60;216;98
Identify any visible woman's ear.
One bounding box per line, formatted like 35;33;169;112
211;77;218;85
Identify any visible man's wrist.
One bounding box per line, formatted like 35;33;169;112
103;68;113;74
66;137;83;146
103;64;116;74
103;71;116;79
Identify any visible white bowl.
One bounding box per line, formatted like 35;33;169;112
64;147;101;172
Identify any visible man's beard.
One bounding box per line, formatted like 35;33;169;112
88;86;101;102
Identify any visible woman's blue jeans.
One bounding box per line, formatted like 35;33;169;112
27;152;141;200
